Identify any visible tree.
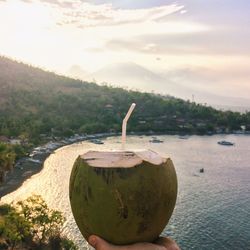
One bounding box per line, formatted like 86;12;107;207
17;195;65;245
0;143;16;180
0;204;31;250
0;196;78;250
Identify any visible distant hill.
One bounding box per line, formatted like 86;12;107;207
88;62;164;90
85;62;250;108
67;65;89;80
86;62;192;96
0;56;249;144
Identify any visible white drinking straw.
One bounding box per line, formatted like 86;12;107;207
122;103;136;150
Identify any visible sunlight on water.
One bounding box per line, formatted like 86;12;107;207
2;135;250;250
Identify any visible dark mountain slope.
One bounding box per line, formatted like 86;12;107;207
0;56;249;143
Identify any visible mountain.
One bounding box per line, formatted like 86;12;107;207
87;62;190;96
0;56;249;144
88;62;162;89
67;65;89;80
87;62;250;109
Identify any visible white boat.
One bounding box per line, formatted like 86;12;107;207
27;158;42;164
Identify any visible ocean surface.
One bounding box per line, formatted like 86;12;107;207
2;135;250;250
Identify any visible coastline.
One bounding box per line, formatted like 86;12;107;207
0;130;161;198
0;131;249;198
0;132;117;198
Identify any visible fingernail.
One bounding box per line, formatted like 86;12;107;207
89;236;97;247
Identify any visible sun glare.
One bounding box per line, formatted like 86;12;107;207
1;0;53;29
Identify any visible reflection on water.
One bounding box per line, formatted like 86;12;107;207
2;135;250;250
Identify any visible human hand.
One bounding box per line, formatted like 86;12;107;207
88;235;180;250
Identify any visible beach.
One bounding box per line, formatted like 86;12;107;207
0;132;117;198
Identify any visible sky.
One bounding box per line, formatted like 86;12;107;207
0;0;250;108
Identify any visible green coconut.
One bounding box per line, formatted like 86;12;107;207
69;150;177;245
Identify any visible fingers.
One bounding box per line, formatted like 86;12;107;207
155;237;180;250
88;235;180;250
88;235;116;250
88;235;165;250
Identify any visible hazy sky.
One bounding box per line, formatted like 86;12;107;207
0;0;250;106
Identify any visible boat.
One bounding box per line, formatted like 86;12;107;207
179;135;189;140
217;140;235;146
149;137;163;143
27;158;42;164
90;139;104;144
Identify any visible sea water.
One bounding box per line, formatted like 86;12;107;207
2;135;250;250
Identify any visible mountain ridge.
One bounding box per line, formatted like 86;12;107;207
68;61;250;109
0;56;249;144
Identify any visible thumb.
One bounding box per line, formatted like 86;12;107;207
155;237;180;250
88;235;112;250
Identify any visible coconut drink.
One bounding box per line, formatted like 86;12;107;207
69;104;178;245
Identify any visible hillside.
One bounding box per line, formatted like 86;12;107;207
84;62;197;100
0;56;250;145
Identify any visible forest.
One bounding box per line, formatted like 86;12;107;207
1;56;249;140
0;56;250;175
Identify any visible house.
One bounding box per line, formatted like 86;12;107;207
9;139;22;145
196;122;206;127
105;104;113;109
240;125;246;131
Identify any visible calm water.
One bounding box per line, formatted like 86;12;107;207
2;135;250;250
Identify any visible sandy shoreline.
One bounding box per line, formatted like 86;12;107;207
0;132;119;198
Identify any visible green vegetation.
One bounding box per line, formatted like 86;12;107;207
0;143;16;183
0;195;77;250
0;143;15;176
0;142;29;183
1;56;250;182
1;56;250;143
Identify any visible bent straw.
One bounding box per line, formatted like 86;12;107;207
122;103;136;150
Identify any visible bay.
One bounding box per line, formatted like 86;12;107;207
2;135;250;250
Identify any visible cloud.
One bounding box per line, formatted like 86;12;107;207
103;27;250;56
28;0;184;28
44;0;75;8
21;0;78;8
85;0;174;9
